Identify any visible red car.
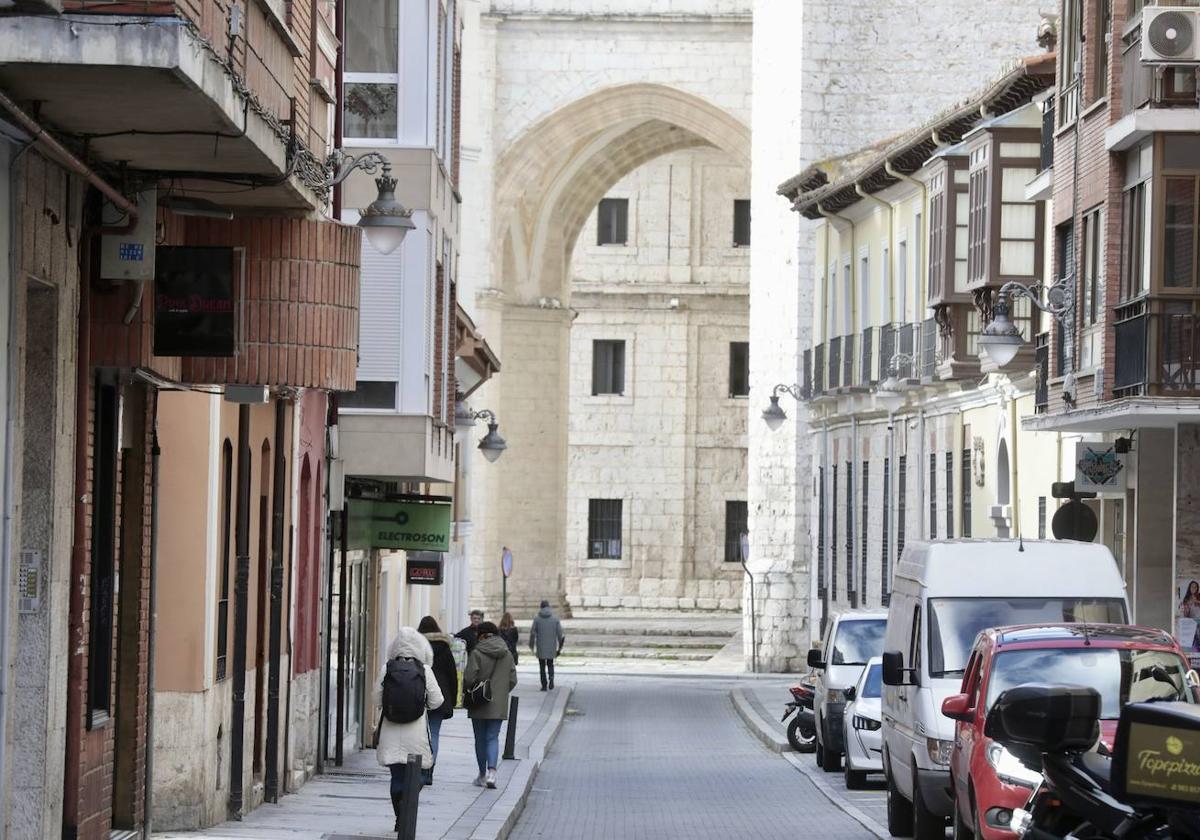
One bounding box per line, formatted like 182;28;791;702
940;623;1197;840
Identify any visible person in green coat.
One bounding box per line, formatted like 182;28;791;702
463;622;517;788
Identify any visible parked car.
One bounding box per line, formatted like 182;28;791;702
879;539;1129;840
808;608;888;771
842;656;883;789
941;623;1196;840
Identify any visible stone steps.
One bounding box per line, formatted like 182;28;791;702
514;611;740;664
564;634;729;650
556;647;715;662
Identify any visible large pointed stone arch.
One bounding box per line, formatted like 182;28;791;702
470;84;751;614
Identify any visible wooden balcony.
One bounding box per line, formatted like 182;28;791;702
1113;298;1200;398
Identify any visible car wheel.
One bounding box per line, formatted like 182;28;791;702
952;793;975;840
845;762;868;790
885;756;914;838
819;733;841;772
913;772;947;840
787;716;816;753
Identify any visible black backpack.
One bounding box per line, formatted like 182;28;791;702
381;657;426;724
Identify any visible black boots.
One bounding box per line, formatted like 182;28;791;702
392;794;404;834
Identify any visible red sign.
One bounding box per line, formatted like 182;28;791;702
406;555;443;586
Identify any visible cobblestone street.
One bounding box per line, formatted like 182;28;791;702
510;676;871;839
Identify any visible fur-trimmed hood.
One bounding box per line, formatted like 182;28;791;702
422;631;454;646
387;627;433;666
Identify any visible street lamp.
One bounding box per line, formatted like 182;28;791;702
325;151;416;255
455;398;507;463
874;352;913;414
761;383;802;431
978;277;1073;368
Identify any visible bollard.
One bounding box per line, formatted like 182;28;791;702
502;696;520;760
396;753;422;840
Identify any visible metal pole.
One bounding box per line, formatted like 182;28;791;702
502;696;520;760
396;753;422;840
336;505;348;766
143;426;161;838
502;573;507;619
229;404;252;819
265;400;287;802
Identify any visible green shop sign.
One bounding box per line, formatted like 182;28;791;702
348;499;452;553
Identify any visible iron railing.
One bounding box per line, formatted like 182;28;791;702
920;317;937;379
843;336;854;387
1111;299;1200;397
1158;313;1200;393
802;348;812;399
879;324;896;379
1040;104;1055;171
1113;300;1148;397
860;328;875;385
828;336;842;390
1035;331;1050;412
1122;21;1154;116
897;323;916;379
813;343;825;397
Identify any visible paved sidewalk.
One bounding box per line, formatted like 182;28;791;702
155;684;569;840
732;682;888;837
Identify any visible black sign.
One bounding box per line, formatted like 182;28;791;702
406;554;443;586
154;246;236;357
1051;499;1099;542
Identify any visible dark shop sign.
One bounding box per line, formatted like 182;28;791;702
406;554;444;586
154;246;236;357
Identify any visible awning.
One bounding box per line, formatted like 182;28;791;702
1021;397;1200;433
455;303;501;398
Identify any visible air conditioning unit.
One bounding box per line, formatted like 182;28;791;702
1142;7;1200;63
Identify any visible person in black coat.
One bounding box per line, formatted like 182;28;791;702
498;612;520;665
418;615;458;785
455;609;485;653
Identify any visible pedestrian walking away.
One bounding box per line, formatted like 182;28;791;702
417;615;458;786
374;627;445;834
456;608;485;654
463;621;517;789
529;600;565;691
498;611;520;665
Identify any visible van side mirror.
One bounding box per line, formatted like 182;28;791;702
882;650;904;685
882;650;917;686
807;648;826;670
845;685;857;702
941;693;973;722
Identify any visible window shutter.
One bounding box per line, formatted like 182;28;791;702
612;341;625;394
357;236;403;381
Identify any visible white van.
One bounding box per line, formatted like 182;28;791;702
879;539;1128;840
808;608;888;772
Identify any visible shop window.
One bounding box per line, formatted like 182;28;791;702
724;501;748;562
592;340;626;395
733;199;751;247
729;341;750;397
587;499;622;559
597;198;628;246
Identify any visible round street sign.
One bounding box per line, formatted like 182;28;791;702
501;547;513;578
1051;500;1098;542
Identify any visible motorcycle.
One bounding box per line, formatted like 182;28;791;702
781;678;816;753
985;683;1200;840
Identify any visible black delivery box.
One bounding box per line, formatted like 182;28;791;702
1111;701;1200;807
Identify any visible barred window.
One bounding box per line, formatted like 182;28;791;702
1038;497;1048;540
597;198;629;245
729;342;750;397
817;468;826;595
929;453;938;539
945;451;954;539
845;462;853;604
592;340;626;395
898;456;908;559
860;461;870;607
588;499;622;559
733;199;751;247
882;458;891;605
832;464;839;600
724;501;748;563
961;448;973;538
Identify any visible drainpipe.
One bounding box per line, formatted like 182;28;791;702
887;411;897;599
228;404;251;819
319;395;338;774
265;398;287;802
821;421;831;638
884;160;927;321
335;503;348;766
855;182;896;330
332;0;345;218
1009;392;1021;539
850;415;859;607
143;426;161;838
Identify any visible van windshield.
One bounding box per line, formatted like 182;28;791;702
927;598;1127;678
831;619;886;666
986;648;1192;716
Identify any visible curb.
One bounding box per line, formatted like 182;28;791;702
730;687;789;753
730;688;889;840
469;686;573;840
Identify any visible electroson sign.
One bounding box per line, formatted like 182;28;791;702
347;498;452;553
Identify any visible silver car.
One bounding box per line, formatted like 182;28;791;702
842;656;883;789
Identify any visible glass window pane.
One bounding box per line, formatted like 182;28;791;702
1164;178;1195;288
345;0;398;73
344;83;398;139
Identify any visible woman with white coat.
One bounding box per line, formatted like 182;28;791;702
374;626;444;834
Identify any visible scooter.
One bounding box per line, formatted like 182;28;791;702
782;679;816;753
985;683;1200;840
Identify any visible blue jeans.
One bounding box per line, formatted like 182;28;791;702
428;714;444;765
472;718;503;775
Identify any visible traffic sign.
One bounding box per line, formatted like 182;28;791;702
501;547;513;578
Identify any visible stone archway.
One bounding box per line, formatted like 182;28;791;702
469;84;751;614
